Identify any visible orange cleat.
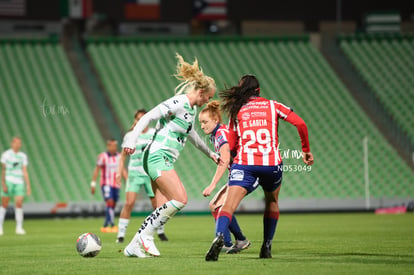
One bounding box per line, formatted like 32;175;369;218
101;227;111;233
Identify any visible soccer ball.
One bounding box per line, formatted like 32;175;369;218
76;233;102;257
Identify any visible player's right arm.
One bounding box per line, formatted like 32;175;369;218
122;102;169;154
90;166;99;195
282;107;314;166
202;143;231;197
1;163;6;193
116;150;127;186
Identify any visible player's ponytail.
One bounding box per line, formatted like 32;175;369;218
174;53;216;95
200;100;222;123
220;75;260;120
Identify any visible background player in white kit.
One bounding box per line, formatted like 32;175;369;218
116;109;169;243
0;137;31;235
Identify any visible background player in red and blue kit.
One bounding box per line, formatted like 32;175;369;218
91;139;127;233
199;101;250;254
206;75;314;261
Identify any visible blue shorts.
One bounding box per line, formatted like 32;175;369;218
228;163;283;194
101;185;120;202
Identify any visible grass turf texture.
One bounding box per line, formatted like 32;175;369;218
0;213;413;274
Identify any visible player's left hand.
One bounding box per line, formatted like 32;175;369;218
202;184;216;197
26;186;31;196
123;147;135;155
115;173;122;185
303;152;314;165
210;153;223;165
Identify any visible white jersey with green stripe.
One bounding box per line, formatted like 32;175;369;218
1;149;28;184
124;128;155;175
148;94;196;161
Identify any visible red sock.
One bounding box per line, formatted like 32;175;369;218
212;206;222;220
212;210;218;220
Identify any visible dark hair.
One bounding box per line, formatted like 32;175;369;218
106;138;117;144
129;109;147;132
135;109;146;119
219;75;260;120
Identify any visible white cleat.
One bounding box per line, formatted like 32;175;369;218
16;228;26;235
0;227;3;236
139;234;160;257
124;242;148;258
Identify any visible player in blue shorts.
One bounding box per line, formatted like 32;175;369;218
206;75;314;261
199;100;251;253
91;139;127;233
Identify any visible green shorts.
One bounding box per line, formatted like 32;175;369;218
126;174;154;197
143;151;174;181
1;181;25;197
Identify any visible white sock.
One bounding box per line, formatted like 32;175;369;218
157;224;165;234
108;208;115;226
117;218;130;238
0;207;6;228
15;208;23;229
134;200;185;239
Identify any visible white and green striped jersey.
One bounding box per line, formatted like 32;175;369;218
1;149;28;184
124;128;155;175
148;94;196;161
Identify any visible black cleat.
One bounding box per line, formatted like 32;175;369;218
205;234;224;261
158;233;169;241
259;241;272;258
116;237;124;243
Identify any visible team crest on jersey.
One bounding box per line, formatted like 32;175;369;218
217;135;225;144
230;169;244;181
242;112;250;120
163;156;172;167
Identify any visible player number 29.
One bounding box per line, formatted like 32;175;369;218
242;129;272;153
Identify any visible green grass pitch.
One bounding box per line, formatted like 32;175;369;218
0;213;413;274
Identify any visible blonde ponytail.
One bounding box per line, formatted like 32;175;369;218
174;53;215;95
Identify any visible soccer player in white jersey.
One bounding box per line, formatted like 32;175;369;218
0;137;31;235
122;53;218;257
116;109;169;243
91;139;127;233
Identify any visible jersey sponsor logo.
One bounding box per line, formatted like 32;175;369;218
161;102;173;116
251;111;267;117
230;169;244;181
242;112;250;120
13;162;19;167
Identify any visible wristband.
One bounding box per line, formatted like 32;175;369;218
90;181;96;188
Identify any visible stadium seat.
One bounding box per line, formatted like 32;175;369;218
0;38;106;203
340;35;414;143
